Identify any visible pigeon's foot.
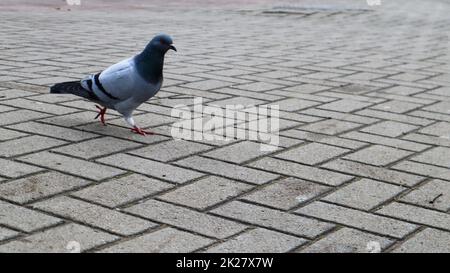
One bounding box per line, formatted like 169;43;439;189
131;126;154;136
94;105;107;126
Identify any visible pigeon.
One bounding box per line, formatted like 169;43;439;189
50;34;176;135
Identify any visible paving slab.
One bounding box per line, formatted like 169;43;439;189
159;176;252;210
32;196;157;236
205;228;306;253
100;227;213;253
72;174;173;208
392;228;450;253
0;223;118;253
299;227;393;253
125;199;247;239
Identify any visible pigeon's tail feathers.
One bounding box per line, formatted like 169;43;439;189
50;81;99;101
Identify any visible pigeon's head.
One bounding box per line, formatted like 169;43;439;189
147;34;176;54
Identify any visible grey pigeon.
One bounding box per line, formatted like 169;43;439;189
50;34;176;135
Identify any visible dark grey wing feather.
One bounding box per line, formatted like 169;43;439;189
50;81;100;102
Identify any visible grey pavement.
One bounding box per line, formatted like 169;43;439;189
0;0;450;253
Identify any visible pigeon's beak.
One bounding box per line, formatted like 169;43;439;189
169;44;177;52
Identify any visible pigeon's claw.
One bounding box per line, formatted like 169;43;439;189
94;105;107;126
131;126;154;136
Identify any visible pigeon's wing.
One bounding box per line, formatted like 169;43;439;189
81;57;139;104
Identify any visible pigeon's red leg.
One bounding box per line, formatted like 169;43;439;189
131;126;155;136
94;105;107;126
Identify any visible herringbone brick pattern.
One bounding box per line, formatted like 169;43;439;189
0;0;449;252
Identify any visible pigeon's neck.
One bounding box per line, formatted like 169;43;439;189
134;49;164;84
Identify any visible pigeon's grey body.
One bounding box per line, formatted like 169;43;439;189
80;57;162;118
50;34;176;134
